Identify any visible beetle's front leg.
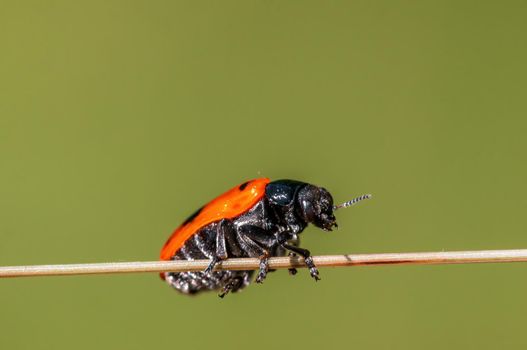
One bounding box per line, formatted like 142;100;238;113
280;242;320;281
288;252;298;276
280;233;300;276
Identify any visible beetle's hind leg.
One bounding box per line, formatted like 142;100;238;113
218;276;243;298
281;243;320;281
204;219;230;273
218;271;253;298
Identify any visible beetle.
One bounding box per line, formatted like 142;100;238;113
160;178;370;297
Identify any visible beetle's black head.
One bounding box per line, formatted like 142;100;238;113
296;185;337;231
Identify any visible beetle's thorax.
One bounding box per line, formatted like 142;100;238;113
266;198;308;237
265;179;337;233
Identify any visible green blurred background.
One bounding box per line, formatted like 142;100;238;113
1;1;527;349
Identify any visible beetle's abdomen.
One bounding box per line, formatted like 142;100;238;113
163;224;253;294
165;269;253;295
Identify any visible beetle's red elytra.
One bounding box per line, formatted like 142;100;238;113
160;178;370;298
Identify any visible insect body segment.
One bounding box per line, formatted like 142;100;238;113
160;178;368;297
160;178;270;261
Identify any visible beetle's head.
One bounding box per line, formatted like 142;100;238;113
297;185;337;231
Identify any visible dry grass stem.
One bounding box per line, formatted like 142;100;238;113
1;249;526;278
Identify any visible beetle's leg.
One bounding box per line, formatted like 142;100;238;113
284;234;300;276
281;243;320;281
288;252;298;276
204;257;218;274
218;281;233;298
236;226;271;283
239;236;269;284
224;221;243;257
218;276;243;298
238;225;276;247
256;253;270;283
275;237;297;275
204;219;230;273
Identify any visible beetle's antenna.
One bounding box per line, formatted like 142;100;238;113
333;194;372;210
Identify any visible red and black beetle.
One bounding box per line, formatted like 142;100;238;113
160;178;370;297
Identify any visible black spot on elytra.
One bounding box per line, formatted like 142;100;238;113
183;206;204;225
239;181;249;191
